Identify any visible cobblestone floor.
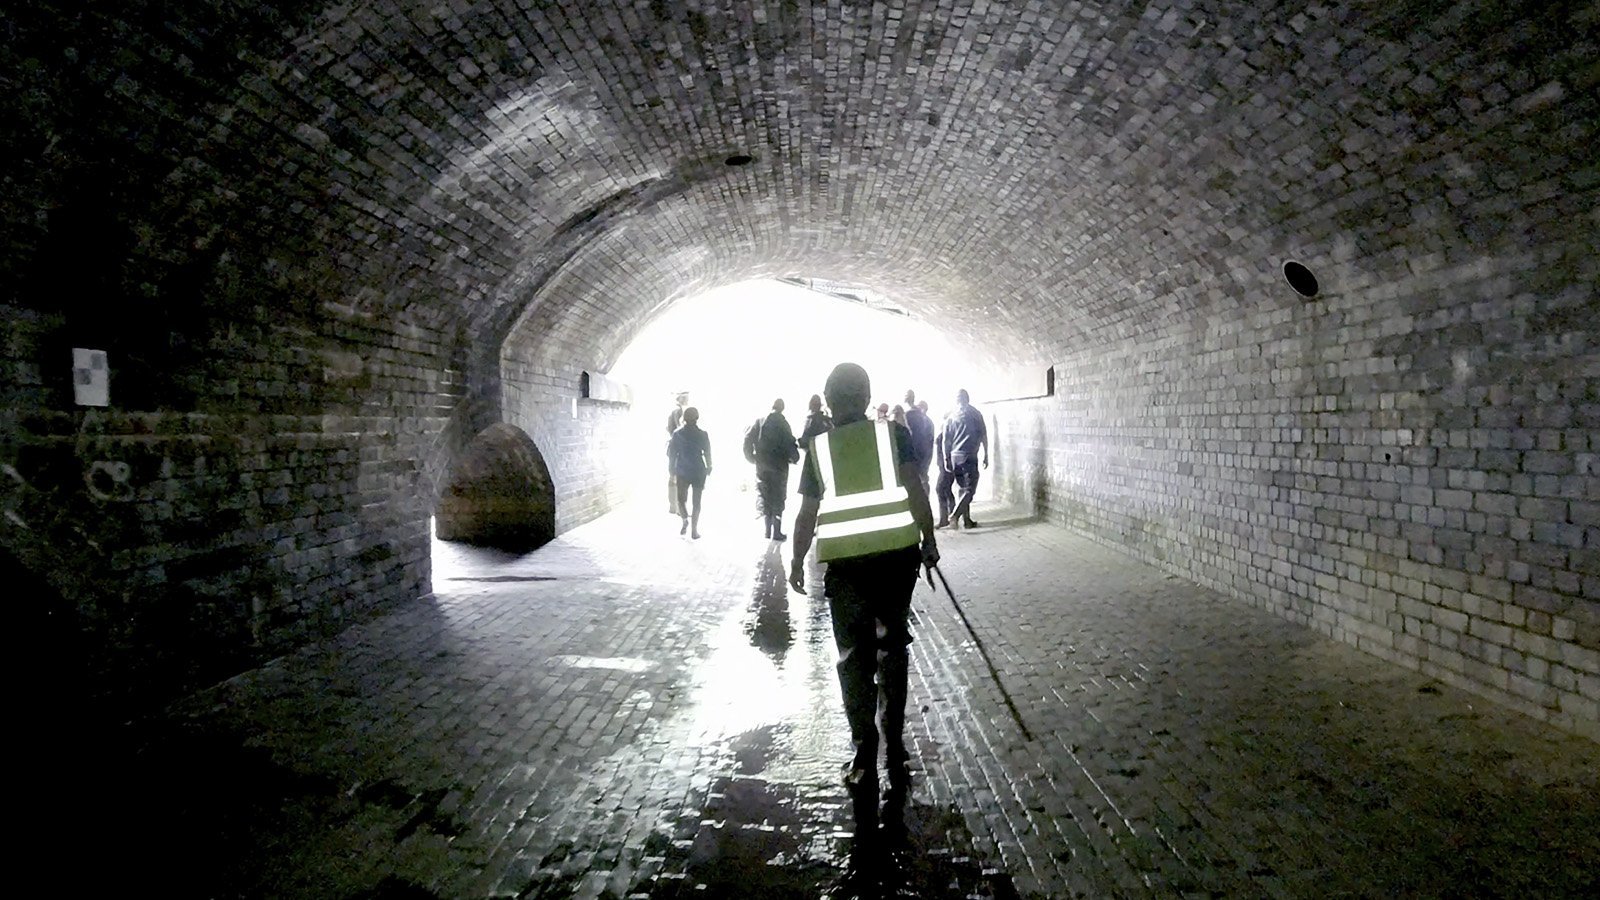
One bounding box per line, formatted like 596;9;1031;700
40;500;1599;898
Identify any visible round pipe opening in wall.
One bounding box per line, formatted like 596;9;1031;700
724;154;754;166
1283;260;1319;298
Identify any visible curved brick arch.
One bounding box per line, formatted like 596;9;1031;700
2;1;1595;731
435;423;556;551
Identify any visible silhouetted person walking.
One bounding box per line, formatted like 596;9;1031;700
754;399;800;541
666;391;689;515
903;390;935;497
933;419;956;527
789;363;940;833
798;393;832;450
941;388;988;529
668;407;711;539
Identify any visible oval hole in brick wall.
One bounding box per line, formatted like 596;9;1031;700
1283;260;1319;298
724;154;753;166
89;467;117;496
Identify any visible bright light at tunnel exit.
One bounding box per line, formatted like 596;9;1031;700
608;278;988;505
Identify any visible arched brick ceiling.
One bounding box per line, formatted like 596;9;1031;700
352;0;1596;369
7;1;1594;380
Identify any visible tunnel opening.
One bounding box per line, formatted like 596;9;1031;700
603;278;1000;513
433;423;556;553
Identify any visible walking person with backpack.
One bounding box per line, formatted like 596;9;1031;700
746;399;800;540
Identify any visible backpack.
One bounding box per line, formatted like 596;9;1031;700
742;418;761;463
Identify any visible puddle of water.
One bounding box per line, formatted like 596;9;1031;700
551;655;659;673
622;544;1028;897
444;575;561;582
634;765;1026;899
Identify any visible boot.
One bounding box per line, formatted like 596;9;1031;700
764;515;772;539
837;645;879;787
879;649;910;782
771;515;786;542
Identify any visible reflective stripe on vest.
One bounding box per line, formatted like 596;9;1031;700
813;421;920;561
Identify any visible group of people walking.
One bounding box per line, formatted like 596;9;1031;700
665;386;988;541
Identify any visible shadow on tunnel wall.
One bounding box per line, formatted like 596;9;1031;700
986;410;1048;528
435;423;556;552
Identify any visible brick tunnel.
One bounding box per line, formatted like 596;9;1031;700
3;1;1598;897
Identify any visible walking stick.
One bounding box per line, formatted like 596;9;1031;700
927;563;1035;742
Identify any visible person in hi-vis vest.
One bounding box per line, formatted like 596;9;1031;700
789;362;941;803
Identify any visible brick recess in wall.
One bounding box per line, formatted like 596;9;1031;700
2;0;1596;729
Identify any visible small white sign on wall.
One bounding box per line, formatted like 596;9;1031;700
72;348;109;407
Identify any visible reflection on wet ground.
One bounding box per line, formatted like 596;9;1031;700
30;500;1600;898
745;545;793;663
632;517;1019;898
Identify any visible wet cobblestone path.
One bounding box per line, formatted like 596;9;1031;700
55;503;1598;898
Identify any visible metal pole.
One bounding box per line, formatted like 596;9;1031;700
929;563;1034;742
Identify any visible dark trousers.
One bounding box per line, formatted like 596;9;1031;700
755;464;788;516
824;547;921;773
675;475;705;518
935;466;956;523
952;456;980;524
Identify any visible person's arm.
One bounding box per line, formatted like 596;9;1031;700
979;411;989;469
789;494;820;592
786;420;801;463
702;432;713;475
901;461;940;568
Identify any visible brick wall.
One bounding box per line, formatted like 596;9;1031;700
500;340;636;533
991;246;1599;739
1;312;453;713
0;3;463;712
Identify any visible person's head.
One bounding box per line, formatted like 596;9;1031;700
956;389;970;408
823;363;871;418
772;398;785;413
904;389;916;405
675;392;689;408
916;400;929;414
682;407;699;425
891;404;906;425
876;403;890;421
808;393;823;413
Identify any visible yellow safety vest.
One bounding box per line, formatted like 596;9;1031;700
813;421;921;561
